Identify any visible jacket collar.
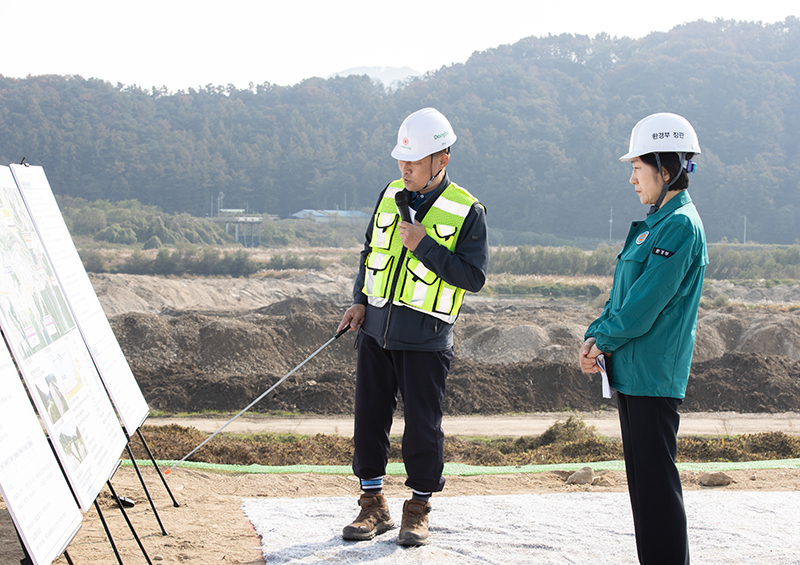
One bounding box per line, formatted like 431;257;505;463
644;190;692;228
411;172;450;211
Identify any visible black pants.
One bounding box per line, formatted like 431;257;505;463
617;392;689;565
352;331;452;493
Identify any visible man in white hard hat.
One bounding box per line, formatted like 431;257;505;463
337;108;488;546
579;112;707;564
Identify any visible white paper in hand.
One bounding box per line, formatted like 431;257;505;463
596;354;614;399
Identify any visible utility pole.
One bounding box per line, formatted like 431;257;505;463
609;207;613;241
743;215;747;244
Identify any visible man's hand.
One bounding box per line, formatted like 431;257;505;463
398;220;427;252
579;337;606;374
337;304;366;333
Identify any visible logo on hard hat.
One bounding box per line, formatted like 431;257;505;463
402;137;409;146
433;131;449;140
636;231;649;245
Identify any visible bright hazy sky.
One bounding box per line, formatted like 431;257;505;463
2;0;798;91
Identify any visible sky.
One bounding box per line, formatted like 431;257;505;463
2;0;798;91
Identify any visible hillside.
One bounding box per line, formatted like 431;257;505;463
1;18;799;245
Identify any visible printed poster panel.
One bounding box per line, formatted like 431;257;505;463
11;164;149;431
0;166;125;511
0;340;83;565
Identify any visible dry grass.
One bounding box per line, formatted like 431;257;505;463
126;419;800;467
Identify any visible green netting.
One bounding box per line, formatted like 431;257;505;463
122;458;800;476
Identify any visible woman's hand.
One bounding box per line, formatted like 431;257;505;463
579;337;605;373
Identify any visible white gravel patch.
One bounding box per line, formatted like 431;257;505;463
243;492;800;564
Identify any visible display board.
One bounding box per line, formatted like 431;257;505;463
0;338;83;565
0;166;125;511
11;164;149;431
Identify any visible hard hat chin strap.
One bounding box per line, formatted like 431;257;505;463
423;151;448;190
424;167;445;189
647;152;686;217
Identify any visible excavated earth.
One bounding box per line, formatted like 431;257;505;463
95;267;800;416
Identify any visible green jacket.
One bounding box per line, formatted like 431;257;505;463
585;191;708;398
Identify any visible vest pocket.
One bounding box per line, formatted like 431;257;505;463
364;251;394;298
398;257;459;316
434;283;457;315
399;257;439;308
371;213;399;250
433;224;458;242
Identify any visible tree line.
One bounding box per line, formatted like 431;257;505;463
2;17;799;244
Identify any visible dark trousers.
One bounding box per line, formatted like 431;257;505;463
352;331;452;493
617;392;689;565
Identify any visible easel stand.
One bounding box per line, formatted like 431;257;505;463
137;428;180;508
94;498;124;565
107;479;153;565
121;427;169;535
91;477;155;565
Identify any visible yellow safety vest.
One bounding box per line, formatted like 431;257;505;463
362;179;480;323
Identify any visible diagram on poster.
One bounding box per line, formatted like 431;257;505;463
0;166;125;511
0;338;83;565
11;164;149;431
0;179;75;357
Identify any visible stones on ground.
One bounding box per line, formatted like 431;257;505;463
566;466;594;485
700;471;733;487
592;473;616;487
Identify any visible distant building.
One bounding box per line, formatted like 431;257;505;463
289;210;370;224
210;213;264;247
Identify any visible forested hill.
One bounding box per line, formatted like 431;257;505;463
1;17;799;244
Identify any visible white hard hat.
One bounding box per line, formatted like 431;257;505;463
619;112;701;161
391;107;457;161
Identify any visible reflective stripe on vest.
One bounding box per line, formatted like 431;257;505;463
362;179;480;323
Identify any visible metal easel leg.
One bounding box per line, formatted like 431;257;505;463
94;499;124;565
107;480;153;565
122;429;169;535
137;428;180;507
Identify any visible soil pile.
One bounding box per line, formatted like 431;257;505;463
108;288;800;415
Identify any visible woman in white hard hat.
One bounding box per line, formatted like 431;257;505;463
579;113;708;564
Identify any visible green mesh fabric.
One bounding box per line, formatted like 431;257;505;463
123;458;800;475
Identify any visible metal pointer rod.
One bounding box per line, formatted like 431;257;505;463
164;325;351;474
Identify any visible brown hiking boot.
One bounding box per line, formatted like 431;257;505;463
398;498;431;546
342;493;395;541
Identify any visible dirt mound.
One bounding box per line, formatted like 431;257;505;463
687;352;800;412
91;268;353;316
110;296;800;416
